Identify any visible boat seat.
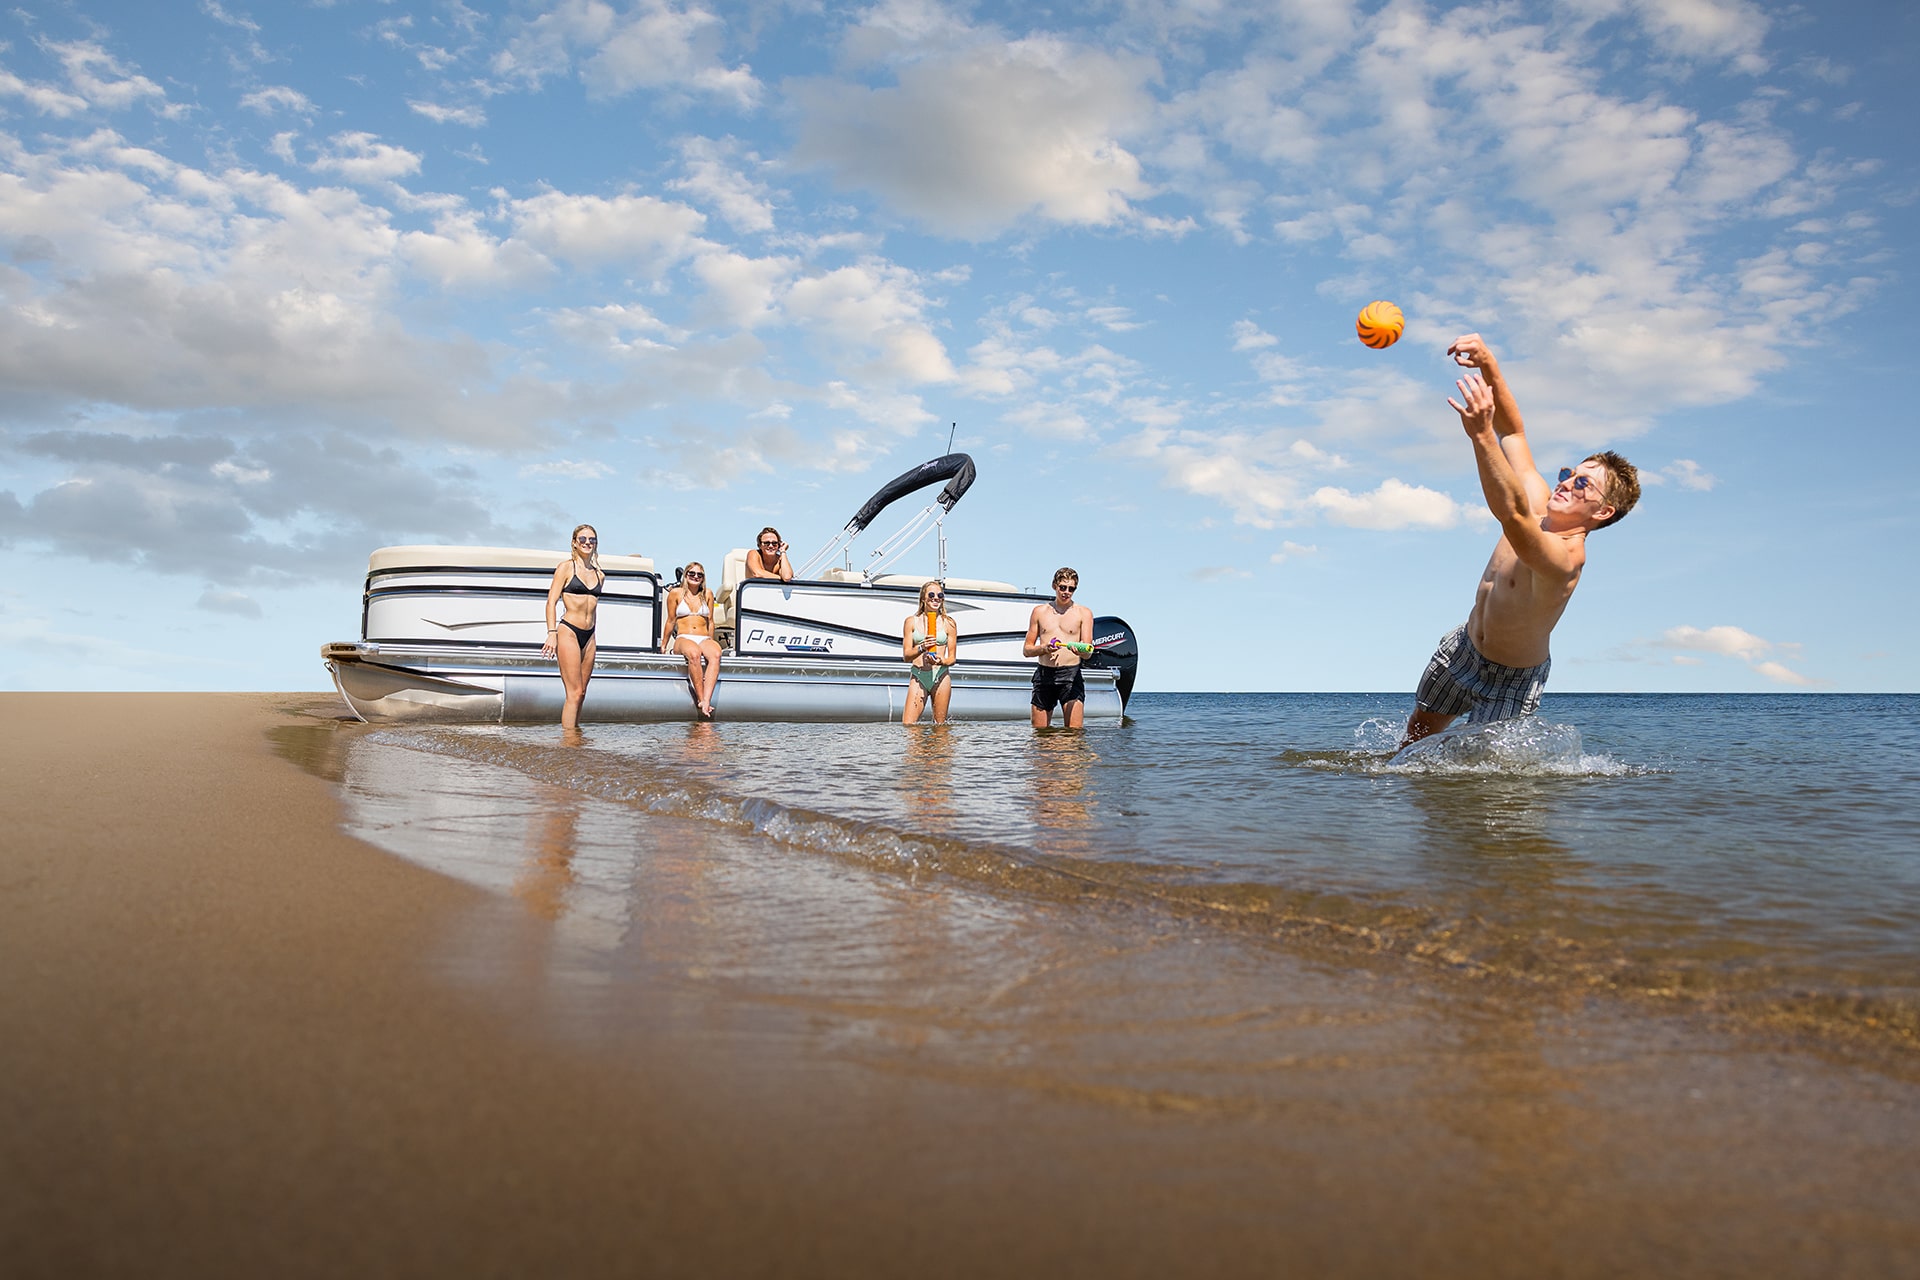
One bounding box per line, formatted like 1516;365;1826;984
713;547;750;632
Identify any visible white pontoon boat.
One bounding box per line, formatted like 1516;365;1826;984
321;454;1139;723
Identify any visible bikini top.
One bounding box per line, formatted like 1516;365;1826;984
910;614;948;646
562;562;604;597
676;594;711;618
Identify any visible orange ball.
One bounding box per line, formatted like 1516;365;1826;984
1356;300;1404;349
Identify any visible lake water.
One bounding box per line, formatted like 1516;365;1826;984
311;692;1920;1063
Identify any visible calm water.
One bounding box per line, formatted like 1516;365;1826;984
326;693;1920;1056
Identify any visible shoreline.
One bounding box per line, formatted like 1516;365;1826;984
3;693;1917;1277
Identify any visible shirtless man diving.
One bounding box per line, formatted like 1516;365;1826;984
1403;334;1641;746
1025;566;1094;728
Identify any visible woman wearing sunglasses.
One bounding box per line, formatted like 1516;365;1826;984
663;561;722;718
900;581;958;725
743;526;794;581
541;524;604;729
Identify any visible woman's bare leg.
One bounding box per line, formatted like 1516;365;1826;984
902;679;927;725
558;629;589;729
930;674;952;724
676;641;704;714
696;641;722;716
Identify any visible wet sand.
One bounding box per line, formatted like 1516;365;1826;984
2;693;1917;1278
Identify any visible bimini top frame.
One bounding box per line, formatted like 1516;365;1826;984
796;452;977;585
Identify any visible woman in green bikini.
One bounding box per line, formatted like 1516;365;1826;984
900;581;958;725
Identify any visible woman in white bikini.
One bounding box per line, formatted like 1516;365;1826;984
899;580;958;725
541;524;603;729
663;561;722;718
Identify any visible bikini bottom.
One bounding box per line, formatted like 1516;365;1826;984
559;620;595;650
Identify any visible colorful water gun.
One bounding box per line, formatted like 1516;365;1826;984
1048;638;1095;656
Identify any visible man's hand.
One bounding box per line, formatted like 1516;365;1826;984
1449;375;1496;437
1447;333;1498;373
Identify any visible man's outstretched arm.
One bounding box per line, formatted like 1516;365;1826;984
1448;332;1547;511
1452;376;1580;579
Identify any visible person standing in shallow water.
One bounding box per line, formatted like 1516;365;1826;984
1024;567;1093;729
901;580;958;725
542;524;604;730
1402;334;1641;747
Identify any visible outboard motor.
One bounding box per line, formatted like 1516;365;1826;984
1084;616;1139;710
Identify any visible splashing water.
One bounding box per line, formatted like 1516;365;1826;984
1389;716;1598;774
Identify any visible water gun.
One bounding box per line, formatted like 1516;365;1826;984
1048;638;1095;656
920;612;944;657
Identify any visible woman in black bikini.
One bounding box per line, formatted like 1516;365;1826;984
542;524;604;729
663;560;722;718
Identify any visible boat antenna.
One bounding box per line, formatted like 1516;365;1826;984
947;421;956;453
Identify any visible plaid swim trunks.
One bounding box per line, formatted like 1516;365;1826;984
1414;624;1551;723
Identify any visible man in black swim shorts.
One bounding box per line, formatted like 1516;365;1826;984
1024;566;1094;728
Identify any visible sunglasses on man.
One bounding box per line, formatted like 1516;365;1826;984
1557;468;1601;494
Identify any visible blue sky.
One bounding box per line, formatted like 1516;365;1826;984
1;0;1914;693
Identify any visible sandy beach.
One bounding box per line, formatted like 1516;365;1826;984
3;692;1917;1278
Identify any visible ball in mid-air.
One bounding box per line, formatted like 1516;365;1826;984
1356;300;1404;349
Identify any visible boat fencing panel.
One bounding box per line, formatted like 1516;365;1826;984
363;564;662;653
733;580;1043;663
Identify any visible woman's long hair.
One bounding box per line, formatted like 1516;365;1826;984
571;524;600;573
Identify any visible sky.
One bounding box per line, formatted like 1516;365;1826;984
0;0;1915;694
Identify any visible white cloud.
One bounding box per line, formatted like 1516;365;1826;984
1656;624;1815;684
240;86;315;117
1309;478;1473;530
506;190;707;273
519;459;616;480
197;588;263;618
1750;660;1815;687
44;40;171;113
1656;458;1716;490
493;0;761;108
783;261;957;385
0;69;91;117
1660;624;1770;661
669;136;775;234
309;132;423;184
1270;540;1318;563
1231;319;1277;351
791;33;1158;239
409;100;487;127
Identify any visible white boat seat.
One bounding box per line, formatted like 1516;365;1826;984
714;548;751;631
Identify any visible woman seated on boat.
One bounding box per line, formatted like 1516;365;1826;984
541;524;603;730
900;581;958;725
663;562;722;718
743;526;794;581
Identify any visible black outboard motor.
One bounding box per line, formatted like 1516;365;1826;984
1084;616;1139;710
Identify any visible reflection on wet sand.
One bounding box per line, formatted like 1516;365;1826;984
513;789;579;922
1026;729;1098;856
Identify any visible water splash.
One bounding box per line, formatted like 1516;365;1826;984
1388;717;1634;776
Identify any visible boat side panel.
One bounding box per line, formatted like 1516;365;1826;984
734;580;1042;663
364;567;661;652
